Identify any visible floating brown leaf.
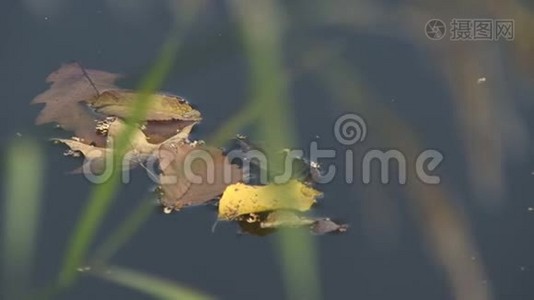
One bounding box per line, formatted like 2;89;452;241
158;142;243;212
32;62;122;146
310;218;349;235
143;120;198;144
33;63;201;147
54;118;194;174
54;118;156;173
35;64;346;237
53;138;111;174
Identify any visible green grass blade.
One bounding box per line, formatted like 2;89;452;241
91;199;154;264
58;29;186;287
58;2;205;288
229;1;322;299
206;100;264;146
2;138;44;300
90;265;213;300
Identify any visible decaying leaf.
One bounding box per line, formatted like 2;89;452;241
259;210;315;228
34;64;347;236
32;62;122;146
55;118;193;173
143;120;198;144
217;180;322;220
158;142;243;211
54;138;111;160
33;63;202;147
237;210;348;235
107;118;157;152
92;90;201;144
310;218;349;235
52;118;154;173
88;89;202;122
53;138;111;174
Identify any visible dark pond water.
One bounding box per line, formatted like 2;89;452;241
1;1;534;299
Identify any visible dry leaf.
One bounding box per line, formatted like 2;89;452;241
218;180;322;220
36;64;346;237
143;120;198;144
32;62;122;147
105;118;158;154
54;118;192;173
88;89;202;122
53;138;111;174
92;92;201;144
259;210;315;228
158;143;243;211
54;138;111;160
237;210;348;235
33;63;201;147
310;218;349;235
262;211;348;234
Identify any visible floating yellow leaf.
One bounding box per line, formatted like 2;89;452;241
218;180;322;220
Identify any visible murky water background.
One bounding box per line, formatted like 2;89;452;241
1;1;534;299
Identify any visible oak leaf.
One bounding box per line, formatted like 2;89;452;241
32;62;122;146
33;63;202;146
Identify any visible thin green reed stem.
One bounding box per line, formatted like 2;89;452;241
57;1;207;285
229;1;321;299
58;32;183;287
56;1;207;285
319;53;493;300
206;99;264;146
91;199;155;264
2;139;43;300
90;265;214;300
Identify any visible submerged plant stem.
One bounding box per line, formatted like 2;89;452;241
58;26;188;288
91;199;155;264
230;1;322;299
2;139;43;300
90;265;213;300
